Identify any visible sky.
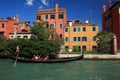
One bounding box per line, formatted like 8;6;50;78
0;0;113;31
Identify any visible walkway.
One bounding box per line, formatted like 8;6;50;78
59;53;120;60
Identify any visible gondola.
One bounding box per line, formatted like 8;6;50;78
10;54;83;63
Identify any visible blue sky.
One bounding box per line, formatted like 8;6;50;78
0;0;111;31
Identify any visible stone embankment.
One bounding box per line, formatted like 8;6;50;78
84;53;120;60
59;53;120;60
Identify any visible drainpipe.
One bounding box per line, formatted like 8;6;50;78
55;2;58;35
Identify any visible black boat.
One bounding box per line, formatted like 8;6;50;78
10;54;83;63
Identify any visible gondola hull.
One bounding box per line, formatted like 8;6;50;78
10;54;83;63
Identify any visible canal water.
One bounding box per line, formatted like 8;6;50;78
0;59;120;80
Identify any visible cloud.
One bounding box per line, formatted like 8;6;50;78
41;0;49;6
26;0;34;6
38;5;43;9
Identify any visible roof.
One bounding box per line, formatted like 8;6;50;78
9;32;31;34
36;8;66;14
66;23;98;27
103;1;120;14
109;1;120;9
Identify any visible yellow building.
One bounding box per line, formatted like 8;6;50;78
64;20;99;52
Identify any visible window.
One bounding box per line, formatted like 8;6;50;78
65;37;68;42
60;34;62;39
36;15;41;20
50;14;55;19
92;27;96;31
65;28;68;32
73;37;77;41
78;37;80;41
73;37;80;42
2;23;4;28
45;15;48;19
73;28;76;32
50;24;54;29
73;28;80;32
93;36;96;41
83;27;86;32
17;36;21;38
59;13;64;19
105;13;112;21
60;24;63;29
82;37;87;42
78;28;80;32
10;36;13;38
22;30;28;32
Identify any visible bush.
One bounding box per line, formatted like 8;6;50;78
1;38;60;58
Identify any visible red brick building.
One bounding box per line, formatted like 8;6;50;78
0;15;31;39
102;1;120;51
35;3;67;39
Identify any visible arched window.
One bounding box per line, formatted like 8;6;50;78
2;23;4;28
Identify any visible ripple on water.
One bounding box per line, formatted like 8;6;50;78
0;59;120;80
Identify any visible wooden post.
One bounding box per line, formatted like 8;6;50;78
113;35;117;55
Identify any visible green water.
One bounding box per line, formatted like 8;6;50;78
0;59;120;80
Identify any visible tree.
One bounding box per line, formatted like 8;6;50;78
30;21;52;41
0;36;9;57
30;21;62;58
95;31;114;54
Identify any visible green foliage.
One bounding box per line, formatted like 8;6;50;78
0;36;11;57
95;31;114;54
31;22;50;41
73;46;80;52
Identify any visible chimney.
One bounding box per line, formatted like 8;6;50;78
102;5;106;13
85;20;89;24
16;14;19;23
108;0;111;8
55;2;58;11
69;22;72;27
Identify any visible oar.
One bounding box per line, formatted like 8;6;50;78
13;51;19;67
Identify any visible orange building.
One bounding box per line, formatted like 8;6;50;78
35;3;67;39
64;20;98;52
0;15;31;39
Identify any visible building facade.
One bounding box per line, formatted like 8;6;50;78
0;15;31;39
102;1;120;51
35;3;67;39
9;32;32;39
64;20;99;52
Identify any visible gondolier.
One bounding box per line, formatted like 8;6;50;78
16;45;20;52
13;45;20;67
